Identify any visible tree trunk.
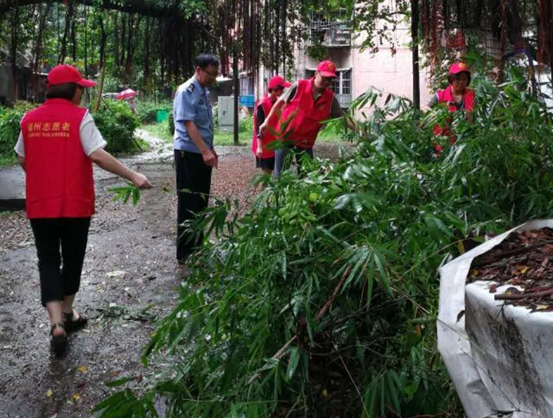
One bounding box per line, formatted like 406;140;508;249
282;0;287;75
114;12;120;68
275;0;280;72
59;2;74;64
10;7;19;102
143;17;151;93
411;0;421;110
94;64;106;112
33;3;50;101
70;6;77;61
83;5;88;77
98;12;108;69
120;13;127;70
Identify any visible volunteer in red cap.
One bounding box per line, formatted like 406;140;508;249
14;64;153;356
259;60;354;178
252;75;291;175
429;62;475;151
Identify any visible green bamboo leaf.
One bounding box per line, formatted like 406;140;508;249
104;376;135;388
372;250;391;295
286;347;300;381
386;371;401;414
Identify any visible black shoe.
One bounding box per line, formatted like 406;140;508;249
63;311;88;333
177;253;190;266
50;323;67;357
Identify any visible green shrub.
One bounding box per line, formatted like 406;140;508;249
0;101;37;158
136;100;172;124
239;113;253;133
93;99;140;154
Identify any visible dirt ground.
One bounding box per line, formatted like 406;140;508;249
0;143;347;418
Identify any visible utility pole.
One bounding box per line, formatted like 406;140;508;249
233;39;239;145
232;0;239;145
411;0;421;110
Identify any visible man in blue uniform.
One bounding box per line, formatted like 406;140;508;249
173;53;220;265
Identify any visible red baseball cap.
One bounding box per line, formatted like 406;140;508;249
47;65;96;88
317;60;337;78
268;75;291;91
449;62;470;75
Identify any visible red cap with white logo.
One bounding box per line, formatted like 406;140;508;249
449;62;470;75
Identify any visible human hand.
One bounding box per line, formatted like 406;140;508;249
259;122;267;136
202;149;218;168
213;148;219;167
132;172;153;189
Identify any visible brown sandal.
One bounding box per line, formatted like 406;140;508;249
50;323;67;357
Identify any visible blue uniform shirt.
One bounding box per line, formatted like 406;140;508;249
173;76;214;153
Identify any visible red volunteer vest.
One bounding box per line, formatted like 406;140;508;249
436;86;475;112
21;99;94;219
433;86;475;140
277;78;334;149
252;96;276;159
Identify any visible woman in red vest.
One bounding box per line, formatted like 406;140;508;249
252;75;290;175
429;62;475;153
259;60;353;178
15;65;152;356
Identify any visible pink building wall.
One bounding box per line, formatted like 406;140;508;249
291;23;434;113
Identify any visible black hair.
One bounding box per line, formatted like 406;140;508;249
268;85;284;93
194;53;220;69
448;71;471;86
46;83;79;100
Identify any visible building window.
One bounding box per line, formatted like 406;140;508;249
240;75;254;96
305;69;352;107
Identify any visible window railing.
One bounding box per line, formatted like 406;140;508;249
322;28;351;46
335;93;352;108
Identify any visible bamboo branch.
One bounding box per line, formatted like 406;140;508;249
248;267;352;384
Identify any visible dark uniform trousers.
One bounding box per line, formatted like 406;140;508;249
30;217;91;306
175;150;213;261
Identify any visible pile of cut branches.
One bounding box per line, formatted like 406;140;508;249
470;228;553;312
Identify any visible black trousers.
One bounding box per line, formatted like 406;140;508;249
30;217;91;306
175;150;213;261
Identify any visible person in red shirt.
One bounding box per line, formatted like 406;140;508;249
15;65;152;356
259;60;354;178
252;75;291;175
429;62;475;153
429;62;475;112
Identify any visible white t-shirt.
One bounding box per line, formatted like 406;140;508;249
14;111;107;158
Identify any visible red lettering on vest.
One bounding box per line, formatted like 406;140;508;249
277;79;333;149
21;99;94;218
252;96;276;158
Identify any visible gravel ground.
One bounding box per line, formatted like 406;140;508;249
0;141;347;417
